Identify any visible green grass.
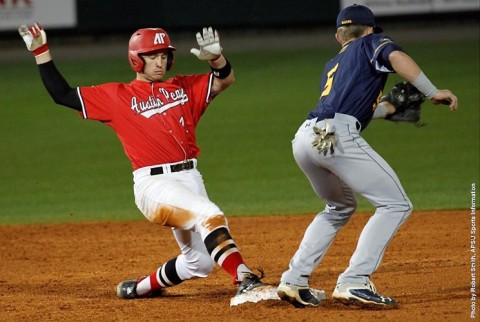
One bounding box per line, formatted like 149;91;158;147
0;38;478;224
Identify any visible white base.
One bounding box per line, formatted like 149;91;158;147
230;285;281;306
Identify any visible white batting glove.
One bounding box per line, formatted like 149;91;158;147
190;27;222;61
18;22;49;57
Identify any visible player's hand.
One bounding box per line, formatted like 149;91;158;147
430;89;458;111
382;82;425;125
190;27;222;61
18;22;49;57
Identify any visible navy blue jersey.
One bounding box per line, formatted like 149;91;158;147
307;34;403;130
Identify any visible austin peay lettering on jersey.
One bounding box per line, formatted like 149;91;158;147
77;73;214;169
131;87;189;118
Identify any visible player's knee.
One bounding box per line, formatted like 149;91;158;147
323;203;356;222
345;203;357;216
402;199;414;219
398;203;413;227
177;252;215;279
399;196;413;213
339;199;357;216
200;213;228;232
188;252;215;277
387;199;413;224
407;198;413;212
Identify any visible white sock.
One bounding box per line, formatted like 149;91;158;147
135;276;153;296
236;264;251;282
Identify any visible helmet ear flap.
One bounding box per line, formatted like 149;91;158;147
129;54;144;73
166;50;174;71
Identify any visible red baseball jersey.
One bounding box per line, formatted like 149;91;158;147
78;73;215;170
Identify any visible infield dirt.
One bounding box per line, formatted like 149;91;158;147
0;210;475;321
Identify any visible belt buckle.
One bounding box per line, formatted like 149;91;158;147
178;160;190;171
180;162;188;170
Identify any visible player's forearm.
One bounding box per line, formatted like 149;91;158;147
210;55;235;93
38;61;82;111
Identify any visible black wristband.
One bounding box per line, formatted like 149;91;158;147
210;59;232;79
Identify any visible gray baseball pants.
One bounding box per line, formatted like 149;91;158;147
281;113;412;286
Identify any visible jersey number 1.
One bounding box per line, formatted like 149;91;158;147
320;63;339;99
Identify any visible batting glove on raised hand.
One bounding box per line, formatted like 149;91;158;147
18;22;49;57
190;27;222;61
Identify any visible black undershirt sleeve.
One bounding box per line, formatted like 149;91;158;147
38;61;82;111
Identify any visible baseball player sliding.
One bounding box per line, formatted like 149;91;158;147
276;4;458;309
18;23;266;299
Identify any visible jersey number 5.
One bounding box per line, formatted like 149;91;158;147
320;63;339;99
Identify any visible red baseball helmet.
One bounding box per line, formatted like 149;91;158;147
128;28;176;73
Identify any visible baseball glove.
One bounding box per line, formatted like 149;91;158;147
382;82;426;125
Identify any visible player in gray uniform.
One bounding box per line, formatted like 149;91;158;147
276;4;458;308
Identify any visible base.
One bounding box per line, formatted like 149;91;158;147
230;285;280;306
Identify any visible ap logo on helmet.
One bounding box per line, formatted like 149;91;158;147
154;33;167;45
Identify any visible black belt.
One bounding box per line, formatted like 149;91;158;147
150;160;195;175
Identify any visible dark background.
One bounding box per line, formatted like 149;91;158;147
1;0;478;39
